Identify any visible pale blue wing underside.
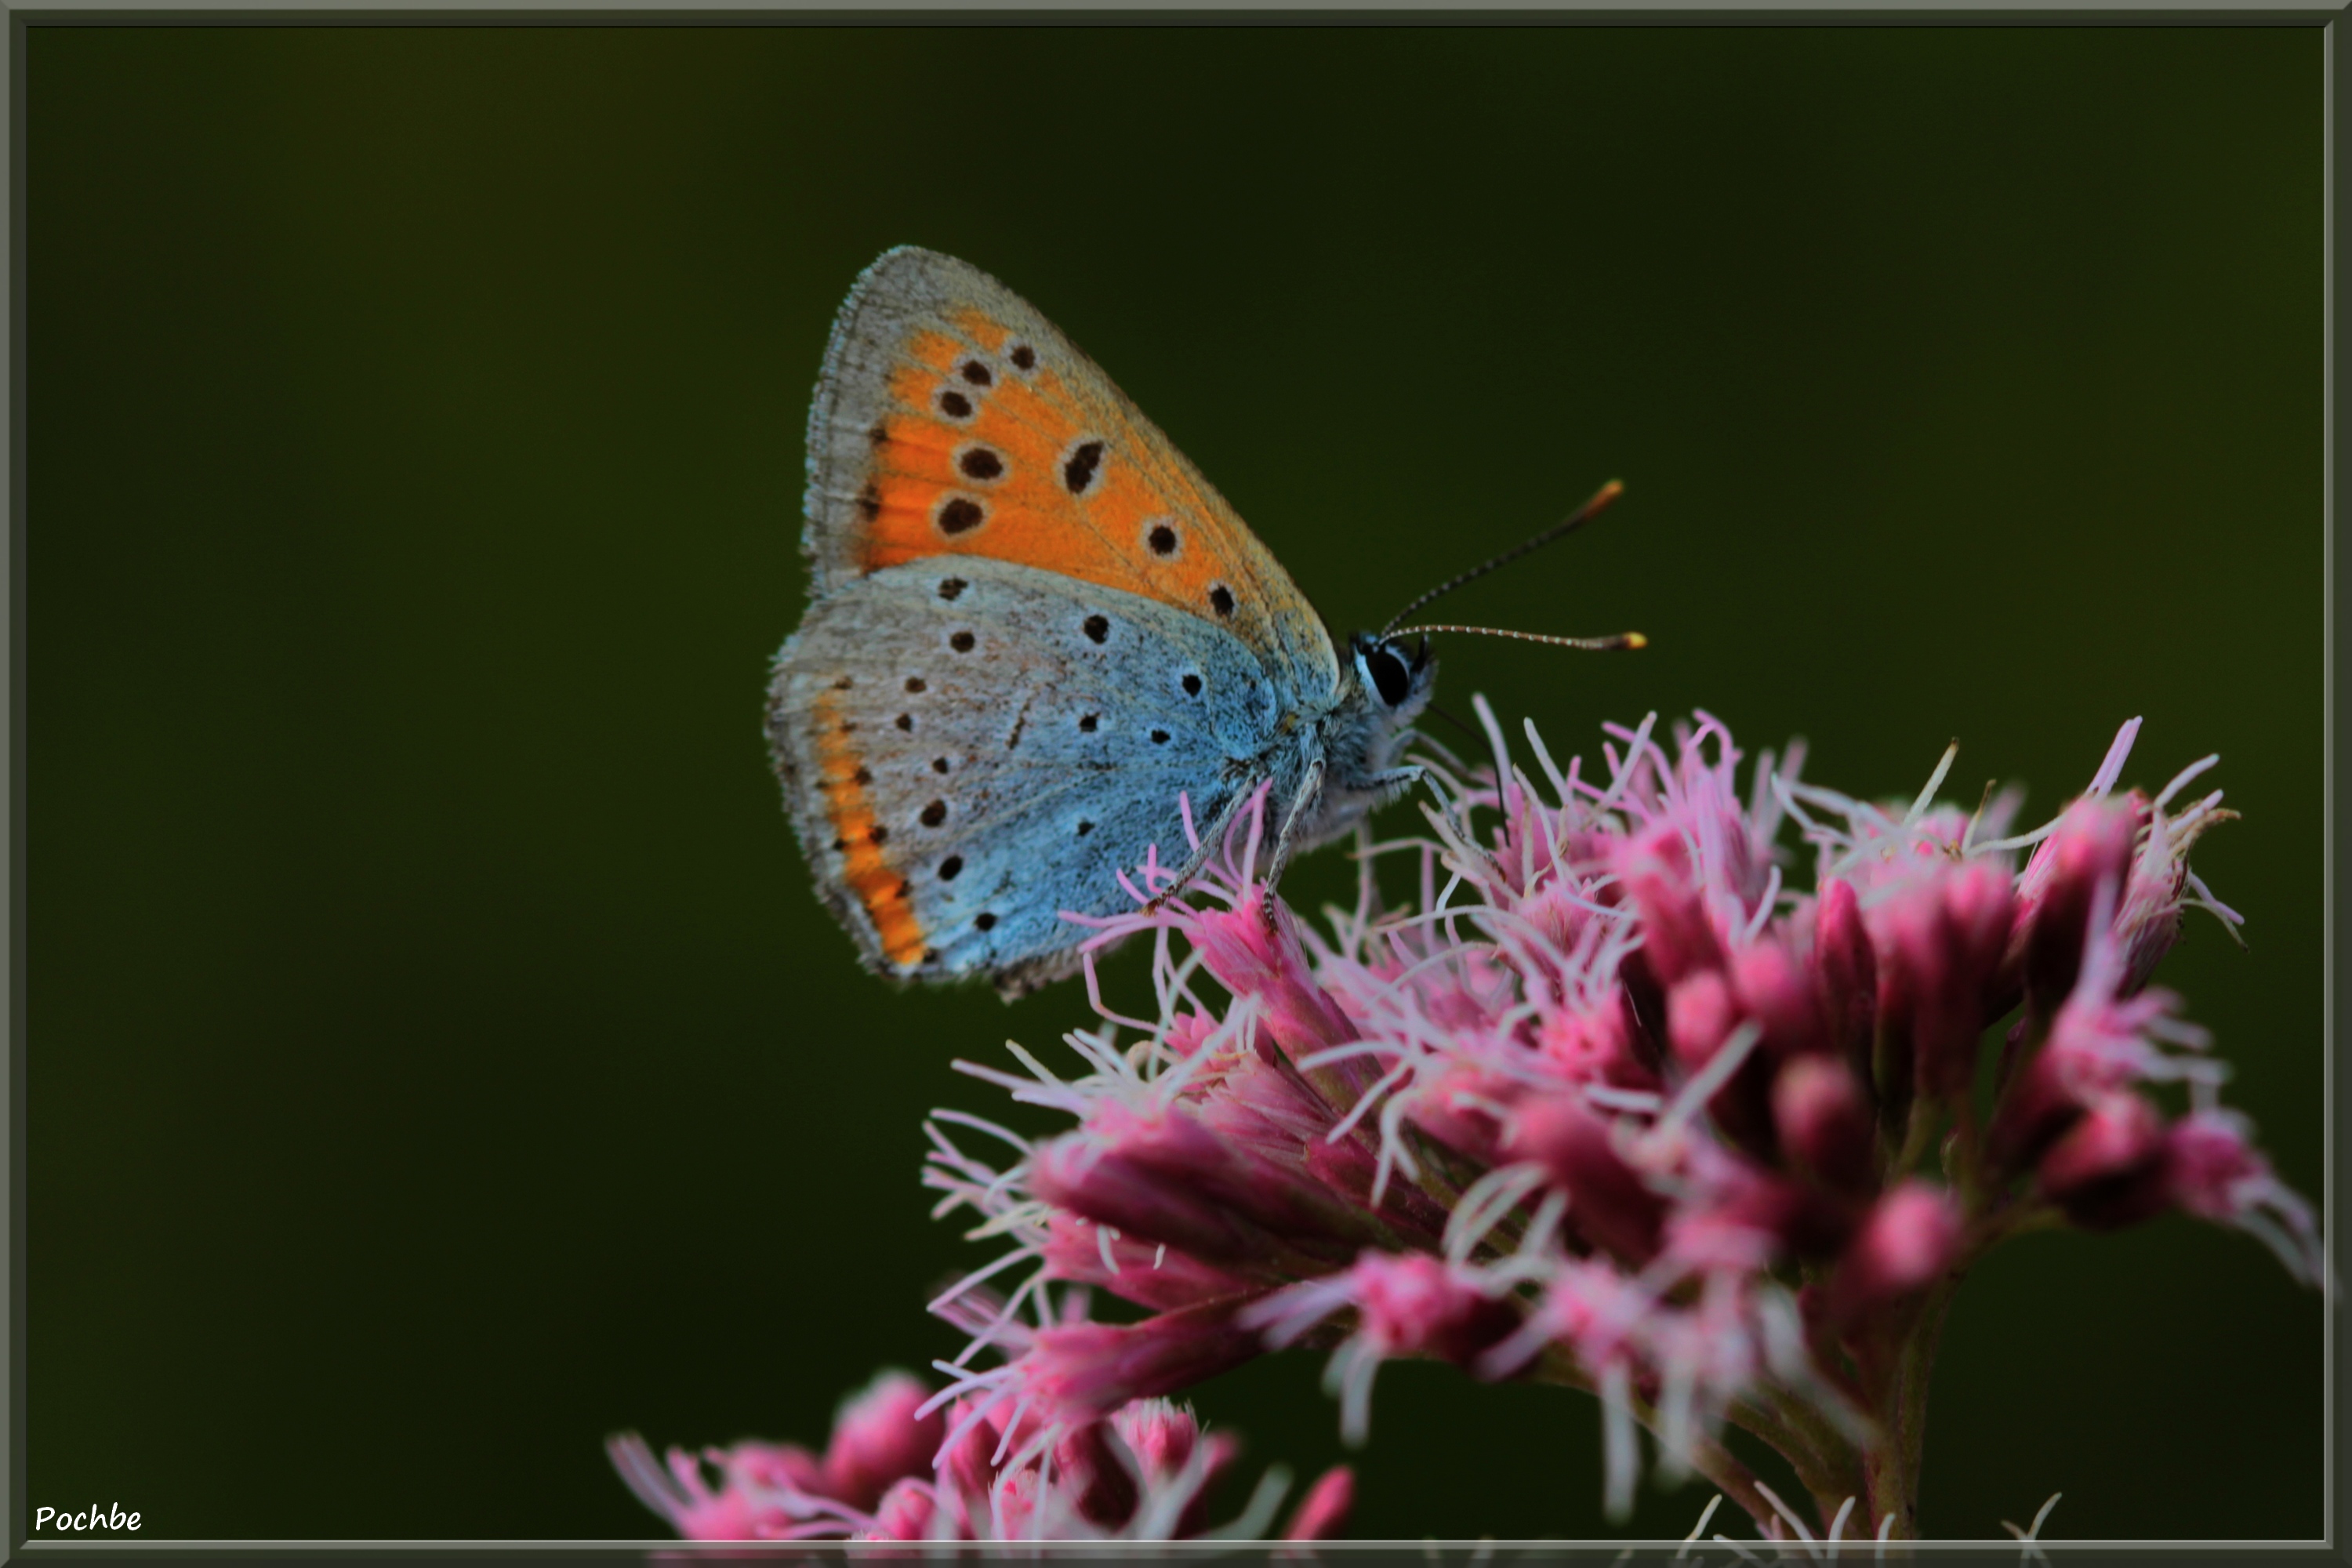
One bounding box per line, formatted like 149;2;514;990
771;556;1294;986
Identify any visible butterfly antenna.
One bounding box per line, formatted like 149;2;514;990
1387;623;1646;652
1377;478;1627;639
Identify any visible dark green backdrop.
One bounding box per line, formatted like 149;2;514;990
29;24;2324;1542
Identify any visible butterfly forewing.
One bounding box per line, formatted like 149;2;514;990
802;247;1338;689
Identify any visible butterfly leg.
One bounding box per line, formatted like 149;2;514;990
1257;760;1329;927
1359;764;1427;799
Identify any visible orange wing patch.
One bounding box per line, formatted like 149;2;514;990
812;693;926;971
804;249;1338;687
804;250;1338;687
858;326;1286;653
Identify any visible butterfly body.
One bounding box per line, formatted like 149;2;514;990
769;248;1434;993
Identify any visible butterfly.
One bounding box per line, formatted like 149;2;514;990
767;247;1632;995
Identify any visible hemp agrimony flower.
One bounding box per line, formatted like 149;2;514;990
613;708;2315;1543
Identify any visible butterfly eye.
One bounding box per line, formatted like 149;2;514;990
1365;643;1413;707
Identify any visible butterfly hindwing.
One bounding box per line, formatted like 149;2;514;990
802;247;1340;698
768;556;1294;989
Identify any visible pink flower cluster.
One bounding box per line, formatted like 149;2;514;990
610;706;2317;1544
608;1368;1352;1542
910;708;2317;1541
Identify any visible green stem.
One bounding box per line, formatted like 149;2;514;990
1892;1096;1940;1178
1860;1274;1961;1539
1750;1385;1870;1528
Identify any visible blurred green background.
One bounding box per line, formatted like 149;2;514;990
29;24;2322;1542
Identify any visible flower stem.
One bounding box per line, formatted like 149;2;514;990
1741;1385;1867;1528
1860;1271;1963;1539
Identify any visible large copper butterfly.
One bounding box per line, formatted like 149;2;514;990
767;248;1630;994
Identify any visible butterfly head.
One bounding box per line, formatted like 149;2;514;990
1347;631;1437;723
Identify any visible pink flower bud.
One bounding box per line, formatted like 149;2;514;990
724;1439;826;1497
1040;1213;1259;1312
938;1396;1022;1507
2014;797;2140;1013
1404;1058;1518;1167
1828;1181;1962;1324
1666;969;1776;1158
815;1372;943;1512
1029;1134;1272;1271
1667;969;1738;1069
2116;786;2238;992
606;1436;812;1541
1772;1055;1875;1193
1536;997;1654;1090
1945;859;2017;977
1349;1252;1519;1367
1109;1397;1202;1479
1301;1126;1452;1242
862;1478;939;1541
1873;863;2015;1104
1189;901;1358;1060
1813;877;1878;1072
1731;937;1827;1060
2165;1108;2267;1221
1281;1465;1356;1541
1508;1094;1665;1265
2038;1093;2172;1231
990;1465;1041;1540
1164;1009;1218;1058
2165;1109;2324;1285
1617;823;1727;989
1105;1401;1243;1538
1092;1101;1385;1254
1026;1298;1265;1421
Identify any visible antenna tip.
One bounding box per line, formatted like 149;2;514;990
1601;478;1626;496
1624;632;1649;650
